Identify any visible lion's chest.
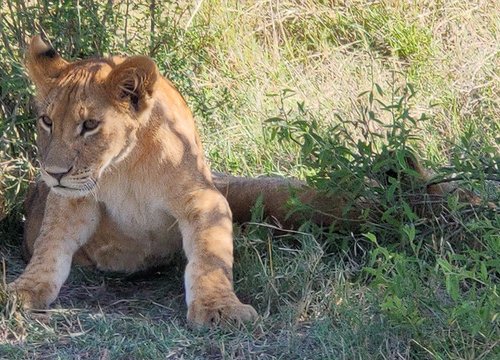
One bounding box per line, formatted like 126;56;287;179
85;178;183;272
100;184;167;236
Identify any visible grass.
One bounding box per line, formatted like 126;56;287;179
1;0;499;359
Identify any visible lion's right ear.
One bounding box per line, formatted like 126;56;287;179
105;56;159;115
25;35;69;97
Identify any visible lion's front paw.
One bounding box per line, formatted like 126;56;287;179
7;280;58;309
187;294;258;327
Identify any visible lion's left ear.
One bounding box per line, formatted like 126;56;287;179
106;56;159;114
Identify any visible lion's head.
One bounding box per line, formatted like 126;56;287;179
26;36;159;197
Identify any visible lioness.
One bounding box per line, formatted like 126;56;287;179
7;36;487;327
10;36;270;326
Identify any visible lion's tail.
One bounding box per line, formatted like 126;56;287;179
213;154;493;230
212;173;362;229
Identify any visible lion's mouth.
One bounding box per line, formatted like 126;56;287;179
49;180;97;198
53;184;70;189
51;185;93;197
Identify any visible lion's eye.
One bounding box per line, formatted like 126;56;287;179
39;115;52;131
81;119;100;135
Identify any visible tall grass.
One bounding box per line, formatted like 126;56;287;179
1;1;498;358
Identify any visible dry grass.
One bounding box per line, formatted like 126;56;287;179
169;0;499;175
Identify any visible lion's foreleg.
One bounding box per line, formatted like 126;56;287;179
9;191;99;308
176;188;257;326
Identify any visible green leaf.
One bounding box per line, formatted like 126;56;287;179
446;275;460;301
363;232;378;246
402;223;416;243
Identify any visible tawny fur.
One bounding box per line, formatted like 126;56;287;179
12;36;260;326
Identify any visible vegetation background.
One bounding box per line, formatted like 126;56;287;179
0;0;498;358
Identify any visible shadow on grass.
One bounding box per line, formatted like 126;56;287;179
0;217;405;359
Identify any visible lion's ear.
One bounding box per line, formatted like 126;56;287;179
26;35;69;97
106;56;159;113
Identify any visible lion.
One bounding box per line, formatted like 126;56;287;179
11;35;267;327
8;36;488;327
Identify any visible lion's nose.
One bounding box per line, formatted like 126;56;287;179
45;166;72;182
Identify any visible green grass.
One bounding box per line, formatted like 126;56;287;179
1;1;499;359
